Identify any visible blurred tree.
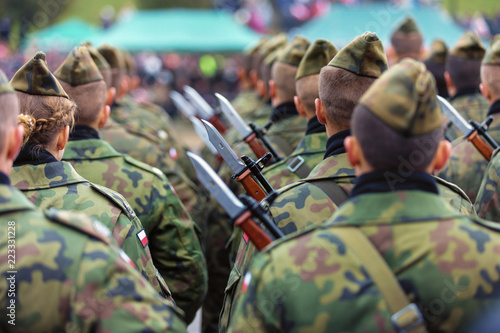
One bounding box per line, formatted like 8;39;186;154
136;0;213;9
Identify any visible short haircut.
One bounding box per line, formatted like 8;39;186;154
0;93;19;149
296;74;319;115
481;65;500;98
16;92;75;149
100;68;113;89
110;68;124;93
391;33;423;59
259;62;273;92
60;80;107;126
352;104;443;171
271;62;297;102
424;60;448;98
319;66;376;130
445;56;482;91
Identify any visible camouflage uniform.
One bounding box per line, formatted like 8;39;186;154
0;181;187;333
8;51;169;298
229;59;500;333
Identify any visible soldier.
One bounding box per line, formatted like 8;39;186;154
229;58;500;333
388;17;424;64
54;46;207;324
423;39;449;99
470;39;500;221
443;31;488;141
262;39;337;189
438;33;493;201
9;51;170;298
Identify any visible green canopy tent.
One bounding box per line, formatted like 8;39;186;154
24;18;103;52
293;3;465;49
92;9;263;52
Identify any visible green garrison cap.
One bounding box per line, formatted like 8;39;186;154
449;31;485;60
263;47;283;67
359;58;441;136
259;33;287;58
244;37;269;56
393;17;421;34
328;32;388;78
82;42;110;70
296;39;338;80
276;35;310;67
54;46;104;87
0;70;14;95
482;38;500;66
97;44;125;69
10;51;68;99
425;40;448;64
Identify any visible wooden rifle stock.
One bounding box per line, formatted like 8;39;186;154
236;169;267;201
245;133;268;159
468;131;493;161
234;211;272;251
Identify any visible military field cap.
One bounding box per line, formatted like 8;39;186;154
482;38;500;66
82;42;110;71
358;58;441;136
449;31;485;60
0;70;14;95
123;51;136;76
296;39;338;80
425;40;448;64
54;46;104;87
263;47;283;67
328;32;388;78
10;51;68;99
98;44;125;70
276;36;310;67
392;17;421;35
244;37;269;55
259;33;288;58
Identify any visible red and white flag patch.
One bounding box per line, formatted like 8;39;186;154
169;147;178;160
137;229;148;248
119;249;136;269
241;271;252;294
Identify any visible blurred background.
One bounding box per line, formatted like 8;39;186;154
0;0;498;119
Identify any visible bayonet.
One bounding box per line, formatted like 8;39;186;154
188;152;283;250
184;86;228;134
170;91;196;119
190;117;218;155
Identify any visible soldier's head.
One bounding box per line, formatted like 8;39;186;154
82;42;116;108
270;36;310;108
445;31;485;98
480;38;500;104
255;34;287;100
423;39;449;98
239;37;268;90
55;46;109;129
98;44;127;102
10;51;76;161
390;17;424;62
346;59;451;176
0;70;23;175
317;32;388;137
294;39;337;120
123;51;140;92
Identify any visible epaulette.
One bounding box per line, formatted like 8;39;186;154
433;176;473;203
89;182;137;220
44;207;112;245
123;154;165;179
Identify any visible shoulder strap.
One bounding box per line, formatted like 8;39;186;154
335;227;428;333
286;156;312;179
311;178;349;206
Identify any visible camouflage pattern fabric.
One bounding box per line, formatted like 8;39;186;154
54;46;104;87
262;131;328;189
448;31;486;60
62;137;207;323
228;190;500;332
276;36;310;67
0;184;187;333
439;114;500;202
10;161;170;298
231;90;266;121
474;147;500;221
266;115;308;157
0;70;14;94
446;92;490;141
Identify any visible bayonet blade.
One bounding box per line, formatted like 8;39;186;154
215;93;253;138
190;117;218;155
183;85;214;120
170;91;196;118
201;119;246;175
187;152;246;220
438;95;473;135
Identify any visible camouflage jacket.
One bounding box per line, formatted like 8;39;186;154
100;117;203;224
0;182;186;332
267;116;308;157
63;132;207;323
438;113;500;203
446;91;489;141
475;147;500;221
229;182;500;332
262;131;328;189
231;90;265;121
10;160;169;298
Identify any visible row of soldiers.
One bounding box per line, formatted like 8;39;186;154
1;15;500;333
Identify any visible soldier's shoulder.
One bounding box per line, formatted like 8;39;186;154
122;154;165;179
434;175;473;201
89;182;137;219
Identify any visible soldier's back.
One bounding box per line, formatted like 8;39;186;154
447;92;489;140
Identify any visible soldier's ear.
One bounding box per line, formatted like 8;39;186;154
344;136;360;168
480;83;491;101
119;76;130;98
315;98;326;124
444;72;456;96
249;69;259;87
269;80;276;100
7;125;24;162
431;140;452;172
257;80;267;99
106;87;116;107
294;96;306;118
97;105;111;129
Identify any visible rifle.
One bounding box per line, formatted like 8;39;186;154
183;86;228;134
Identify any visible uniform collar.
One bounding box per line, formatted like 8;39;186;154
0;172;10;186
305;116;326;136
324;129;351;160
270;102;298;123
14;144;58;167
487;99;500;117
451;87;481;101
350;170;439;199
0;184;37;213
63;137;122;160
69;125;100;141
